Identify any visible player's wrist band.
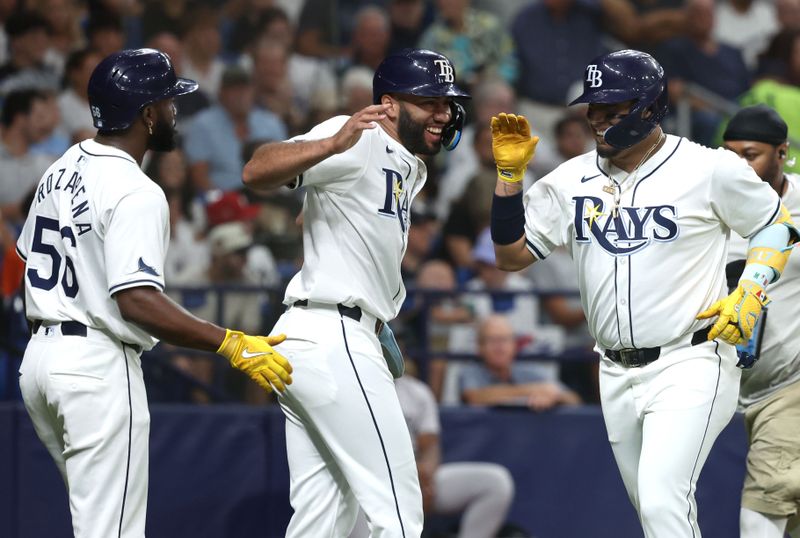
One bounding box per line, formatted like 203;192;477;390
491;192;525;245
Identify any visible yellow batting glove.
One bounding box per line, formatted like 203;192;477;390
696;280;769;345
491;113;539;184
217;329;293;393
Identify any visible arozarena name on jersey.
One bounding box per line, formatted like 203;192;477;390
34;166;93;236
573;196;678;255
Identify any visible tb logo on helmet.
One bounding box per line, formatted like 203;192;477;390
586;65;603;88
433;59;455;83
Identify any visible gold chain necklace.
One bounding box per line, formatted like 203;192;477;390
602;132;666;217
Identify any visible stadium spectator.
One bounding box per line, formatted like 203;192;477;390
241;8;339;134
139;0;188;44
402;202;441;282
294;0;375;60
387;0;434;53
249;39;300;134
419;0;517;88
777;0;800;32
531;113;593;178
714;0;779;72
31;0;86;75
657;0;751;145
339;66;375;115
350;371;516;538
460;228;542;354
0;10;59;96
434;78;517;221
180;6;225;99
0;90;54;223
57;48;101;144
183;65;286;193
349;5;391;71
512;0;687;139
441;121;496;274
459;314;581;410
28;89;69;158
84;9;126;59
146;32;212;120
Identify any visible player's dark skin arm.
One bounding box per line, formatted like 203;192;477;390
242;103;390;191
115;286;226;351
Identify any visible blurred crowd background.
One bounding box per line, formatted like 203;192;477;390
0;0;798;408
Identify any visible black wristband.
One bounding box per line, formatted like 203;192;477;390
491;192;525;245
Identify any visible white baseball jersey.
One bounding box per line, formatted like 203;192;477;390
283;115;427;322
523;135;782;350
17;139;169;350
728;173;800;407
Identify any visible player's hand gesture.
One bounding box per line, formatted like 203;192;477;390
217;329;293;393
491;113;539;184
696;280;769;346
330;104;391;154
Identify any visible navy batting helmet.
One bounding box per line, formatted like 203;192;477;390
373;49;470;150
569;49;668;149
372;48;470;104
88;48;198;132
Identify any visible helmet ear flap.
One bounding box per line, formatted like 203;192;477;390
442;101;465;151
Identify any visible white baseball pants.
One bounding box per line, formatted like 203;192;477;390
599;339;740;538
274;304;423;538
19;322;149;538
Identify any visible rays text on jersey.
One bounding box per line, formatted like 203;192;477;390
573;196;679;255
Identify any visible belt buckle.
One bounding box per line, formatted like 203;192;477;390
617;349;638;367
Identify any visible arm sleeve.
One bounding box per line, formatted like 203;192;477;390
522;177;568;260
710;149;782;238
289;115;368;193
105;190;169;295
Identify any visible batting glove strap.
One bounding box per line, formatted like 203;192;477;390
696;280;769;346
217;329;293;393
491;113;539;184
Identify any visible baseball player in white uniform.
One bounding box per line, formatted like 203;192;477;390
488;50;798;538
720;105;800;538
241;49;469;538
16;49;292;538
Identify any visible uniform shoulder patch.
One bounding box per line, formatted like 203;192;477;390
131;257;160;277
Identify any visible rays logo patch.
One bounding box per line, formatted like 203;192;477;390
128;257;160;277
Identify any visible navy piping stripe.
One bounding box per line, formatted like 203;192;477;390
296;173;304;188
684;341;722;537
79;142;137;164
339;319;406;538
613;260;623;345
109;279;165;294
525;239;547;260
118;344;134;537
627;256;635;348
631;138;682;200
595;154;610;177
15;245;27;261
624;137;682;346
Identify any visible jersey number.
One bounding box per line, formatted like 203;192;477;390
27;216;79;298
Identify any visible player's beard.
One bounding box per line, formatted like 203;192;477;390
398;106;440;156
595;135;622;158
147;117;179;152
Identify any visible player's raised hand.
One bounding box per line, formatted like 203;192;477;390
491;113;539;184
330;103;391;154
217;329;293;393
696;280;769;346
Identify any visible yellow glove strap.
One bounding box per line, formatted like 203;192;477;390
747;247;789;278
497;168;525;184
216;329;244;359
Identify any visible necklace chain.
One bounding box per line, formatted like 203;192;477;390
605;132;666;217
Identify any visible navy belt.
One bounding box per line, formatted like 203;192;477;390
31;319;87;337
292;300;384;335
604;326;712;368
